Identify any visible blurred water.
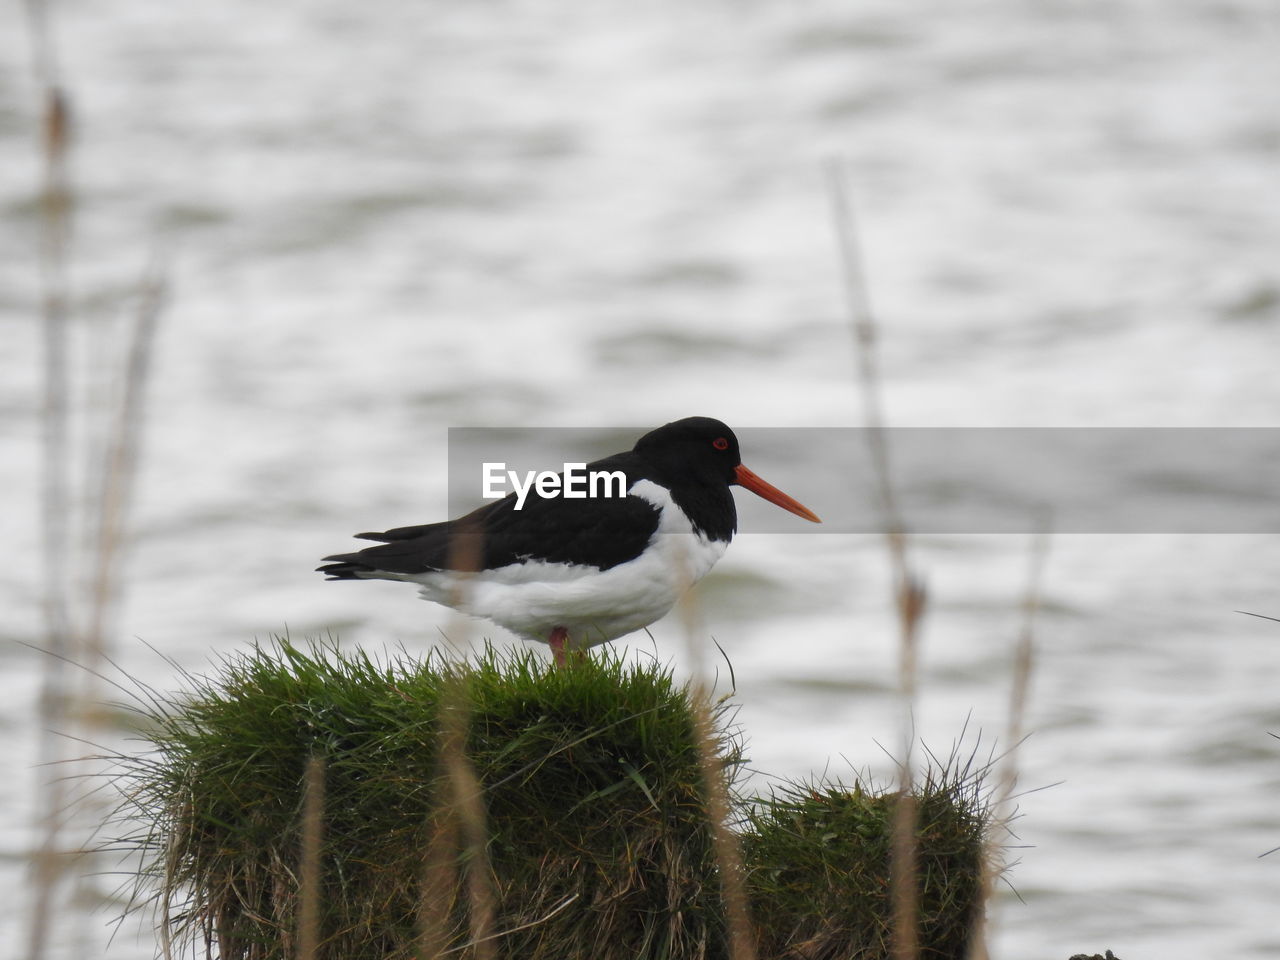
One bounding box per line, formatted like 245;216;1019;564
2;1;1279;957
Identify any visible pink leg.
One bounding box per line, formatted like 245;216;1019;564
548;626;570;668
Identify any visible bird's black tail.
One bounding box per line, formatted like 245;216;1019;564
316;553;373;581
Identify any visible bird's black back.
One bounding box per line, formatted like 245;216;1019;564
318;419;742;579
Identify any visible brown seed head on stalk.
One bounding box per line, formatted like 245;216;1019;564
44;88;71;163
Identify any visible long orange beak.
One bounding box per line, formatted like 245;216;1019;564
734;464;822;523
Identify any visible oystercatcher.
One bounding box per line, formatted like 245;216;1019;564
318;417;820;665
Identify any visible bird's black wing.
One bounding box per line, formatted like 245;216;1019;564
318;452;662;577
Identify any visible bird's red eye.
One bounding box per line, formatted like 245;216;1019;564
712;437;729;451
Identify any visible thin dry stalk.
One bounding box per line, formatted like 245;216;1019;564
677;568;755;960
443;685;498;960
34;49;73;653
887;788;919;960
26;0;75;948
887;591;924;960
418;805;461;960
826;157;928;960
25;4;165;954
441;896;579;957
158;799;181;960
83;262;167;679
420;525;496;960
824;159;908;577
967;522;1051;960
66;265;168;957
298;756;326;960
418;688;498;960
1004;524;1049;763
690;688;755;960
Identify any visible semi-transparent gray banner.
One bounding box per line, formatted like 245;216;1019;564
447;427;1280;533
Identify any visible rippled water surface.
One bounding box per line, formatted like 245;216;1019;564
2;2;1279;957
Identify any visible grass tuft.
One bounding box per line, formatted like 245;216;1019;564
112;638;998;959
744;751;997;960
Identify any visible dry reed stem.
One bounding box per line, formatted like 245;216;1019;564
690;690;755;960
1003;524;1049;765
298;756;326;960
26;0;74;944
418;804;461;960
677;558;756;960
72;264;168;956
159;798;182;960
826;157;928;960
83;262;167;681
25;1;167;953
966;521;1051;960
418;525;496;960
444;686;498;960
418;689;499;960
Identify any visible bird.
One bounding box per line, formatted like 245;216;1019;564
318;416;821;665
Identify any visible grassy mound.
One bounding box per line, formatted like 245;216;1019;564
746;773;990;959
116;640;995;960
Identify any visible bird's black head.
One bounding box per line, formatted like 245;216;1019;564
631;416;820;540
633;417;741;487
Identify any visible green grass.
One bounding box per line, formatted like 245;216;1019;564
114;639;998;960
745;763;993;959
